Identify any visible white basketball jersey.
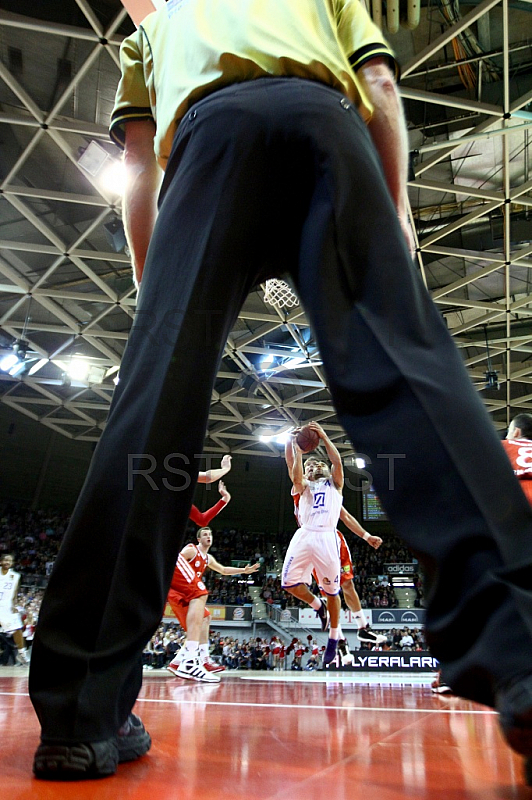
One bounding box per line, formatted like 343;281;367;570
0;569;20;610
298;478;342;530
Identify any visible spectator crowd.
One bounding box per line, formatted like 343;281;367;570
1;503;426;669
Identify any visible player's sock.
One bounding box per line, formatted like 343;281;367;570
330;627;340;640
323;637;339;665
310;597;322;611
184;641;199;655
353;611;367;629
199;643;209;661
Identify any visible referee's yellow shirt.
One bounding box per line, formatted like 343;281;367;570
110;0;399;168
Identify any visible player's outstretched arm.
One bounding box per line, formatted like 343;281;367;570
188;481;231;525
207;557;260;576
198;454;232;483
291;439;307;495
339;506;382;549
285;429;301;479
218;480;231;503
309;421;344;490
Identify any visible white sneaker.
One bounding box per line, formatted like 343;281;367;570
431;682;453;695
16;649;30;665
176;656;221;683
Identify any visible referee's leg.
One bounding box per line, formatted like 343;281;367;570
29;95;271;746
285;83;532;707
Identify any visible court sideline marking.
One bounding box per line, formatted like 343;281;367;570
0;689;497;715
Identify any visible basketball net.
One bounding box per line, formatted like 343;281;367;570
263;279;299;309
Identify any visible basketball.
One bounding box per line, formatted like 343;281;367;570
295;424;320;453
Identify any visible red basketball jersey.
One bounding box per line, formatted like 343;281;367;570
503;438;532;506
337;530;354;582
170;544;209;593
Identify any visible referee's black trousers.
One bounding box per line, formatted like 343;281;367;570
30;79;532;741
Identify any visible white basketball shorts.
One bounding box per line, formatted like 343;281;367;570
0;610;23;634
281;527;341;595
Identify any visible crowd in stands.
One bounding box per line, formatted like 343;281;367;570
1;504;427;667
204;575;253;605
259;575;401;610
1;505;421;589
0;506;69;583
139;624;428;672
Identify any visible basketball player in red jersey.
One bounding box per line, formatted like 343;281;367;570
166;526;259;682
183;478;230;674
161;474;231;680
329;519;387;647
167;477;236;676
503;414;532;506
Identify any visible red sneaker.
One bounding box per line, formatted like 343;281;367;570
203;658;225;673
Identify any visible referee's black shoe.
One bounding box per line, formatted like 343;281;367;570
33;713;151;780
497;676;532;759
524;757;532;787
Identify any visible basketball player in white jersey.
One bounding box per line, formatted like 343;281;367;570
0;554;29;664
286;438;386;647
281;421;344;665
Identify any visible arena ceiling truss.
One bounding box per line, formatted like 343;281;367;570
0;0;531;458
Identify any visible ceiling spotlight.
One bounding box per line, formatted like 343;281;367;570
13;340;28;360
78;140;111;177
0;353;19;372
484;370;499;391
0;339;29;374
261;353;274;366
67;359;90;381
8;360;27;377
282;356;306;370
78;142;127;196
100;160;128;196
87;365;107;384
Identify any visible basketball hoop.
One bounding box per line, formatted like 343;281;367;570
263;279;299;309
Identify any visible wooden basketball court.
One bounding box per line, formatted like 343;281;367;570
1;666;530;798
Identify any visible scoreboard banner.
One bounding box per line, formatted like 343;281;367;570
299;608;426;628
370;609;426;626
163;604;252;623
383;563;419;575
